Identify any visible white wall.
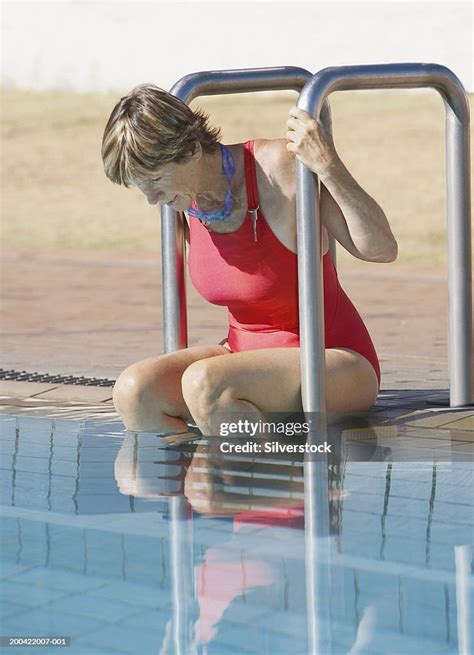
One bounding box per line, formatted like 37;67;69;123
2;1;473;92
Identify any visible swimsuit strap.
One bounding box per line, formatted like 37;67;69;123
243;140;260;212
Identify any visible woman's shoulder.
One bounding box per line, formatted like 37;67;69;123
253;138;295;170
252;138;296;198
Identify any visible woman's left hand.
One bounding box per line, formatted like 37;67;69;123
286;107;338;176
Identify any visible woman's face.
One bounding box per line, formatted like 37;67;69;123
136;156;198;212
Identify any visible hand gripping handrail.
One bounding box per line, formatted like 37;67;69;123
296;63;472;411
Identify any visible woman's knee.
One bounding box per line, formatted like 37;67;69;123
181;359;229;421
112;355;188;431
325;349;379;414
113;363;149;416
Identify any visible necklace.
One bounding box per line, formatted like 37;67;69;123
185;144;235;226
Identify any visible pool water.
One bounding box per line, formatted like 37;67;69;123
0;413;472;655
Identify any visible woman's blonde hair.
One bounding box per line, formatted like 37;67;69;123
102;84;221;187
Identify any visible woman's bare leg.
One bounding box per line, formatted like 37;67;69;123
112;345;231;432
113;345;378;434
181;347;379;435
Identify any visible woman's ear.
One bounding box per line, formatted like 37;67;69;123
190;142;202;161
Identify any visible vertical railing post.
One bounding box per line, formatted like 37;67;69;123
455;544;473;655
161;206;187;353
444;102;472;406
295;159;327;416
169;497;193;655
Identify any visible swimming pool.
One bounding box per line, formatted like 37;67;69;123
0;409;472;654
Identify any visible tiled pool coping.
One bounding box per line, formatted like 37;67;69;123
0;382;472;444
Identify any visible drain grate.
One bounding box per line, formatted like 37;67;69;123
0;369;115;387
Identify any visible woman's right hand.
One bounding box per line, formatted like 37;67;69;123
286;106;338;177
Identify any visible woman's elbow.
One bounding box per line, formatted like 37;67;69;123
384;236;398;262
370;238;398;263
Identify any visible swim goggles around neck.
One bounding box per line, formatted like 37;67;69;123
185;144;235;224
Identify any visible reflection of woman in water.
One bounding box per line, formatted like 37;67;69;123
114;432;352;648
102;85;397;436
184;443;302;644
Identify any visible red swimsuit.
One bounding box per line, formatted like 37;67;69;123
188;141;381;385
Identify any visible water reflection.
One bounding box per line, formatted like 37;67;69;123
111;416;471;654
115;431;193;498
1;414;471;654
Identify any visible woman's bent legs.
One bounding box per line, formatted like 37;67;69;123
181;347;379;435
113;345;379;433
112;345;231;432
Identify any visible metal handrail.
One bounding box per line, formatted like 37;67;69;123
296;63;472;411
161;63;471;655
170;66;313;102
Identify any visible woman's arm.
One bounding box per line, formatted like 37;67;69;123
286;106;398;263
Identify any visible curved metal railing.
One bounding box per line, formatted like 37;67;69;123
296;63;472;411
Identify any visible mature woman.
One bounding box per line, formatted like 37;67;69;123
102;84;397;435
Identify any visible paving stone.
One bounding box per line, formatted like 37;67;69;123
0;381;59;398
370;408;418;420
33;386;113;403
448;442;474;456
405;411;473;429
441;415;474;432
444;428;474;442
344;461;393;479
404;426;472;441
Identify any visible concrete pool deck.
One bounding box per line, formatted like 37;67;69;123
1;250;472;435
